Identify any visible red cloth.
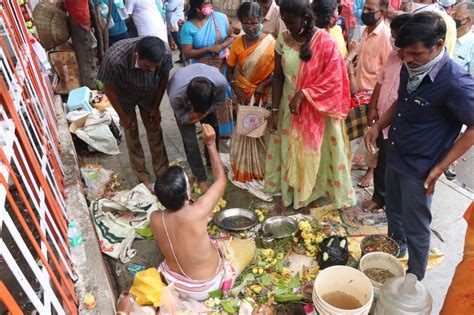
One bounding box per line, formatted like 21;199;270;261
293;29;351;152
390;0;401;11
64;0;91;32
341;0;356;29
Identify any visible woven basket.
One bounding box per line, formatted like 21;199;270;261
33;2;70;49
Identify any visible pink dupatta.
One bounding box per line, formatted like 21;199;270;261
286;29;351;201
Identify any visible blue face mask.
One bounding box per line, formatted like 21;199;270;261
247;23;263;38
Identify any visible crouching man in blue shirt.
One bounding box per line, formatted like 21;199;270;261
365;12;474;280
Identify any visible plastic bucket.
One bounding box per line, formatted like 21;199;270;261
359;252;406;297
313;266;373;315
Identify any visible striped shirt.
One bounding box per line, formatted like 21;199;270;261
97;37;173;114
453;31;474;77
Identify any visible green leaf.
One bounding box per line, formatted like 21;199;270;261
275;259;285;273
272;287;290;295
261;274;274;286
288;275;301;289
208;290;223;298
221;300;237;313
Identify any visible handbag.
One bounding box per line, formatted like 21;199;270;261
345;91;372;141
235;95;270;138
195;13;225;73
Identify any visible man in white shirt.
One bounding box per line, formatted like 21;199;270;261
452;1;474;77
126;0;168;43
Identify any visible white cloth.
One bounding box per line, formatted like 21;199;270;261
165;0;185;32
126;0;168;43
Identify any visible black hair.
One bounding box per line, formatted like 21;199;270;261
188;0;209;19
155;166;188;211
311;0;338;29
279;0;315;61
135;37;166;63
395;12;446;49
237;2;263;21
186;77;214;113
390;13;412;33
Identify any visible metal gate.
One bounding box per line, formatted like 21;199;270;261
1;0;78;313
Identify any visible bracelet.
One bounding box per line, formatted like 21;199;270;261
229;80;236;84
116;312;127;315
271;108;279;112
348;72;355;75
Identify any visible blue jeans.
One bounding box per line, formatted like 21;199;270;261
385;166;432;280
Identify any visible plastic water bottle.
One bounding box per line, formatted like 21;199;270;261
114;0;129;20
98;3;115;29
68;221;86;265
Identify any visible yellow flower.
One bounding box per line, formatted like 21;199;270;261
259;268;264;274
276;252;284;260
251;285;262;293
315;235;324;243
252;267;258;274
205;299;215;308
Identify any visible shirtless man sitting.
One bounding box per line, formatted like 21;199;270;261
150;124;255;301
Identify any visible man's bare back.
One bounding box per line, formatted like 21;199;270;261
150;205;220;279
151;124;226;280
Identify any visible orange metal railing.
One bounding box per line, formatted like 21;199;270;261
1;1;79;314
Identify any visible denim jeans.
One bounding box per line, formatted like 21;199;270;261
385;166;433;280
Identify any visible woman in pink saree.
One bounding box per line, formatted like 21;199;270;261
265;0;355;210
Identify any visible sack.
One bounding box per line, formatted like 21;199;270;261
90;184;161;263
318;235;349;269
345;103;368;141
352;136;378;169
235;96;270;138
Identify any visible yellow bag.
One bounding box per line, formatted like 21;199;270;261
129;268;166;308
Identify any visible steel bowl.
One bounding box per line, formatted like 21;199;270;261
261;216;298;239
360;234;400;257
213;208;258;231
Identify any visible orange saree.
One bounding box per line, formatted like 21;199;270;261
228;34;275;183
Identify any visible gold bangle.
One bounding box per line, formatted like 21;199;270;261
271;108;279;112
116;312;128;315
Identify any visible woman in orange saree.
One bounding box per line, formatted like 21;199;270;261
227;2;275;185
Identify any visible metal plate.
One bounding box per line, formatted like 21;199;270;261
213;208;258;231
261;216;298;239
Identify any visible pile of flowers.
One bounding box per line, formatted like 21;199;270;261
293;219;325;257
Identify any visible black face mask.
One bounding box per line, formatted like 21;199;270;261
454;18;465;29
361;11;379;26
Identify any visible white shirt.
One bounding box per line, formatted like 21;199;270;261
126;0;168;43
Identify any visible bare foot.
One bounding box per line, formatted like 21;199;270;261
358;168;374;188
275;201;288;214
198;181;209;194
298;199;321;214
362;199;382;211
142;180;155;194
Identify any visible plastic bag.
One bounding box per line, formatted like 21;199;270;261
318;235;349;270
352;138;378;169
159;284;211;314
129;268;167;308
80;165;114;200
